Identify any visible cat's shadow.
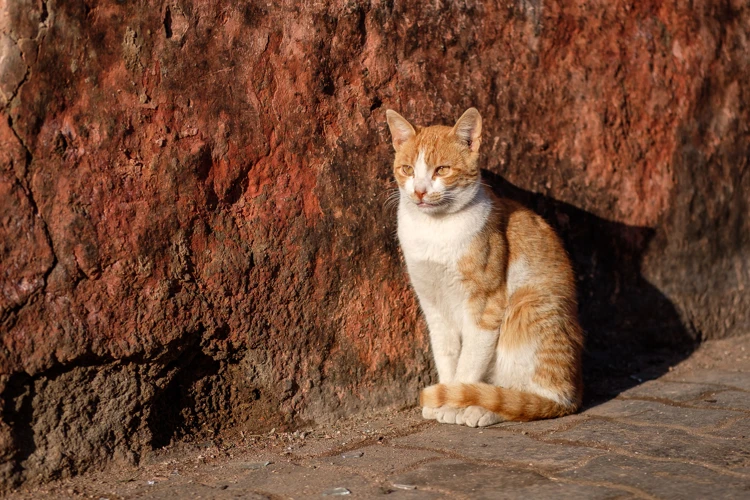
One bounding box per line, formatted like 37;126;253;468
481;170;697;408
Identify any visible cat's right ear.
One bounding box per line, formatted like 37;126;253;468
452;108;482;152
386;110;416;150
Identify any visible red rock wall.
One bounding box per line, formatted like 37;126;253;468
1;0;748;486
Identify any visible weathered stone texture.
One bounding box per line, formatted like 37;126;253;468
0;0;748;487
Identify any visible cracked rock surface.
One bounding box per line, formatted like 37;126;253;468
1;0;749;489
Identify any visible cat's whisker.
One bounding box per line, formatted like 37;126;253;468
383;191;403;213
384;201;400;214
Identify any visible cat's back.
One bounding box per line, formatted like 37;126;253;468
494;196;575;292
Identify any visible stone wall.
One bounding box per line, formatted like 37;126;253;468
1;0;748;487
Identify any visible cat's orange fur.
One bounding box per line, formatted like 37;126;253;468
422;196;584;420
387;108;583;424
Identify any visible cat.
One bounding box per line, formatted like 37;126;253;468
385;108;584;427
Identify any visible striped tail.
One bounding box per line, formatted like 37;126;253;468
420;383;579;422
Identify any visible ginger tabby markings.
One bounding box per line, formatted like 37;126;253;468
386;108;583;427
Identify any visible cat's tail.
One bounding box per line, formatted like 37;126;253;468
420;383;578;421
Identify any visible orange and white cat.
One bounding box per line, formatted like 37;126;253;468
386;108;583;427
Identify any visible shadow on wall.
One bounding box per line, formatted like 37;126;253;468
481;170;698;407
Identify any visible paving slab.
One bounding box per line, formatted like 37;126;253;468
685;390;750;412
308;443;443;477
492;413;589;436
557;454;750;499
581;398;742;429
226;462;382;499
666;370;750;392
618;380;723;402
389;460;624;500
702;417;750;444
550;418;750;470
393;424;603;471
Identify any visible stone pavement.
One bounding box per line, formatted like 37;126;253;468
9;334;750;499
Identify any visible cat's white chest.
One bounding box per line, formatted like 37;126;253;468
398;213;475;266
397;195;490;264
397;196;491;322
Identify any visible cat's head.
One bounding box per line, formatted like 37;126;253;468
385;108;482;215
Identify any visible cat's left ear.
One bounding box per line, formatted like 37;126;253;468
386;110;416;150
452;108;482;152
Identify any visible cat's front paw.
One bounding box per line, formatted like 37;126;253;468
422;406;439;420
456;405;501;427
435;406;461;425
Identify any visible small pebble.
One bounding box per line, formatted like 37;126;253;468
241;461;271;470
392;484;417;490
341;451;364;458
323;487;351;496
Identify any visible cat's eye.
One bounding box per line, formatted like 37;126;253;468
435;166;451;176
401;165;414;176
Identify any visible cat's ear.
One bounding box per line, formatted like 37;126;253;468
386;110;416;150
452;108;482;152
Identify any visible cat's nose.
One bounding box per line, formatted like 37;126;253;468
415;189;426;201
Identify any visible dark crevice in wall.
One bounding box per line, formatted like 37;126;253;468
148;350;222;449
1;373;36;486
164;6;173;39
40;1;49;25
